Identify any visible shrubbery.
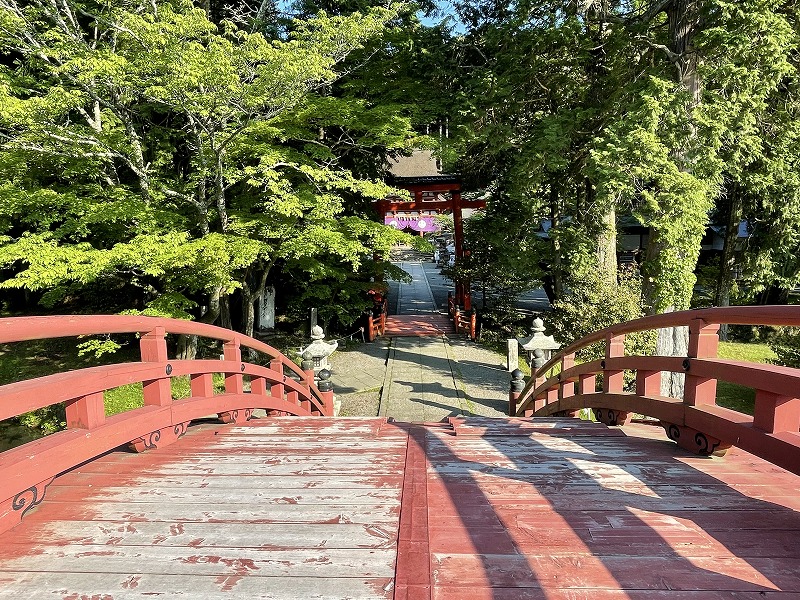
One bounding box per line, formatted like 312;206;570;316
549;266;655;362
769;328;800;369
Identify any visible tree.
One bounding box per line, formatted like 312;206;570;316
0;0;417;344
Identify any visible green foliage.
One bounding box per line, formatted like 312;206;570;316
549;267;655;361
0;0;420;331
769;328;800;369
716;341;779;415
76;338;123;359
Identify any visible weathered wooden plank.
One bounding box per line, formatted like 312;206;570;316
430;553;798;591
51;471;405;490
0;571;394;599
432;588;798;600
423;488;800;511
4;520;398;550
44;485;402;505
0;546;397;578
64;461;405;476
23;500;401;524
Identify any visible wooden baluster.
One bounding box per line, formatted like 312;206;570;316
685;319;719;406
268;357;285;415
191;373;214;398
636;370;661;397
65;392;105;430
559;353;575;400
753;391;800;434
223;338;244;395
578;374;596;396
604;333;625;394
140;326;172;406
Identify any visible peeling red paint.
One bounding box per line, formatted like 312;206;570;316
121;575;141;589
214;575;243;591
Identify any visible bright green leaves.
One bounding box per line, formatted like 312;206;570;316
0;0;417;327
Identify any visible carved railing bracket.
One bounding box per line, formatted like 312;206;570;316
661;422;731;457
593;408;631;427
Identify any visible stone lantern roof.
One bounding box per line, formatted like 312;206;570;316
517;317;560;354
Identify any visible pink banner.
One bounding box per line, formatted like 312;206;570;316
384;216;440;232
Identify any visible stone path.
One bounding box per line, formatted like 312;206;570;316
331;246;508;421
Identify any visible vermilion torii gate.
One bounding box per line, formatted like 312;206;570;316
376;174;486;307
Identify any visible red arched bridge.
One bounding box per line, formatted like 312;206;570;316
0;309;799;599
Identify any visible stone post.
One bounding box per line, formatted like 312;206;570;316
507;339;518;372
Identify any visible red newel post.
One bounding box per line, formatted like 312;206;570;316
317;369;334;416
509;369;525;416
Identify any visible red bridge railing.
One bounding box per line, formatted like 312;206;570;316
511;306;800;475
0;315;333;534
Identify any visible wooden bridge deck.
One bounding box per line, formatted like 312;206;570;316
1;416;800;599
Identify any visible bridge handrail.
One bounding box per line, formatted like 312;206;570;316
513;305;800;476
0;314;313;379
530;305;800;378
0;315;333;534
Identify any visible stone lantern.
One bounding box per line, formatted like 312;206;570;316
300;325;338;373
517;317;560;367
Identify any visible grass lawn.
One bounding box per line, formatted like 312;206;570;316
715;341;777;415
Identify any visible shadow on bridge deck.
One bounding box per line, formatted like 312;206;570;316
0;416;799;599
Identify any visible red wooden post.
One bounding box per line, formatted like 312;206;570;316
753;391;800;434
250;376;268;397
270;358;284;403
140;327;172;407
223;338;244;395
65;392;105;430
560;353;575;400
470;311;477;341
367;314;375;342
603;333;625;394
578;374;596;395
546;386;559;405
191;373;214;398
636;370;661;397
685;319;719;406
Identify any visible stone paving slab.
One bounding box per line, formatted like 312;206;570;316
329;246;510;421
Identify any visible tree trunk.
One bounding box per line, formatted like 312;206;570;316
644;0;704;398
176;286;223;360
715;182;742;340
596;192;618;287
549;177;564;301
220;295;233;330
